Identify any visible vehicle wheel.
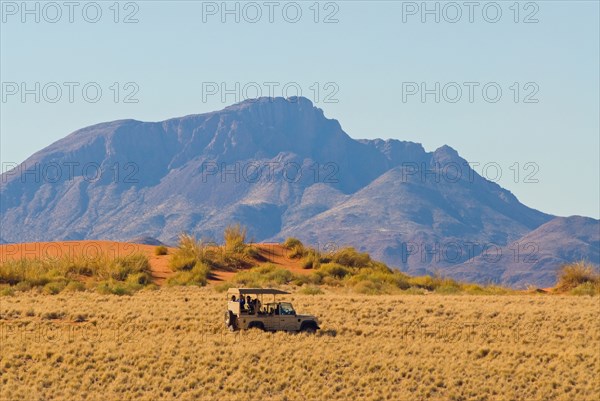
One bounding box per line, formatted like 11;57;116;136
225;311;235;327
227;324;236;332
300;324;317;334
247;322;265;331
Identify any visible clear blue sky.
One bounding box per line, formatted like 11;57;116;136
1;1;599;218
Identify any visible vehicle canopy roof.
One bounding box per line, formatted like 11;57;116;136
227;288;290;296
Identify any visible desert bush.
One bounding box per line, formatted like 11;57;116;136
408;275;436;291
284;238;307;259
557;261;600;291
0;258;52;286
64;281;86;292
167;262;211;287
230;264;295;287
214;281;237;292
298;285;323;295
96;280;132;296
435;285;461;294
170;254;197;271
283;237;303;249
107;254;150;281
570;281;600;296
322;276;343;287
43;281;67;295
243;246;261;260
155;245;168;255
302;257;314;269
347;270;411;291
125;272;153;291
319;263;351;279
353;280;384;295
302;250;321;269
169;234;207;270
0;252;152;295
14;281;33;292
330;247;373;268
461;283;485;294
0;286;15;296
291;274;312;286
224;223;247;254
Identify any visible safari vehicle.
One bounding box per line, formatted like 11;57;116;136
225;288;320;333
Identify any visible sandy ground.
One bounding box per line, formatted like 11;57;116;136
1;288;598;401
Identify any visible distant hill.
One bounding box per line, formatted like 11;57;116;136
447;216;600;288
128;236;167;247
1;96;597;286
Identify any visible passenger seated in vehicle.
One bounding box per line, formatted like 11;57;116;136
255;298;261;313
246;296;254;314
231;295;236;302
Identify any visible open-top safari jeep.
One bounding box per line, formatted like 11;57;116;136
225;288;320;333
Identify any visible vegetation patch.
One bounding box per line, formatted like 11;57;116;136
556;261;600;294
0;252;152;296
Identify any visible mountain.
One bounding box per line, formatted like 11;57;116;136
128;236;167;246
446;216;600;288
1;97;597;286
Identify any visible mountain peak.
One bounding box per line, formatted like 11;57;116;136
223;96;316;112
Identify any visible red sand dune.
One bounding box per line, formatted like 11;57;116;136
0;240;309;285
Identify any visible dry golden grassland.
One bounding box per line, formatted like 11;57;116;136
1;287;598;401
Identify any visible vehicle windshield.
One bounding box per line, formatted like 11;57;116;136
279;302;295;315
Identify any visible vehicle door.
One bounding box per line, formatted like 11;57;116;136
262;303;279;331
278;302;299;331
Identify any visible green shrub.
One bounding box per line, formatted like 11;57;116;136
403;287;427;295
298;285;323;295
155;245;168;256
110;285;131;296
64;281;86;292
169;254;197;271
408;275;436;291
167;262;210;286
346;270;410;290
224;223;247;254
353;280;381;295
108;254;150;281
169;234;211;271
284;238;308;258
435;285;461;294
570;281;600;296
214;282;237;292
244;246;261;260
283;237;303;249
322;276;342;287
302;250;321;269
319;263;351;279
461;283;485;294
0;251;153;295
96;280;132;296
230;264;295;287
125;272;154;291
557;262;600;291
43;281;67;295
308;272;323;285
14;281;33;292
330;247;372;268
292;274;312;286
0;286;15;297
